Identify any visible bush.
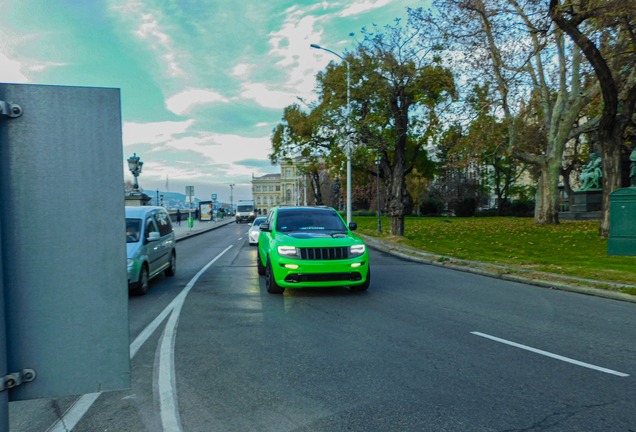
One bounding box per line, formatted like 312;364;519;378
474;208;498;217
509;200;534;217
455;198;477;217
352;210;377;217
420;198;444;215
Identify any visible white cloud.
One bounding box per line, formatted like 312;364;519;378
255;122;269;127
237;6;337;109
165;88;229;115
231;63;254;78
110;0;188;79
0;52;29;83
338;0;394;17
239;83;301;110
122;119;196;146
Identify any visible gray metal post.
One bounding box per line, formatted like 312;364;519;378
0;210;8;432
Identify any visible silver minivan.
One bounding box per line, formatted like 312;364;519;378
126;206;176;295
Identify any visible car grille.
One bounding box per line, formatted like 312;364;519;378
298;247;349;260
284;272;362;283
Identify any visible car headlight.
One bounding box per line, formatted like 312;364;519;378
349;244;366;257
127;259;134;267
250;212;255;216
277;246;298;256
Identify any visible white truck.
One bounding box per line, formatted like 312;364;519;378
235;200;255;223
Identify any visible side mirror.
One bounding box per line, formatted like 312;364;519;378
260;223;270;232
248;223;253;226
147;232;161;242
348;222;357;231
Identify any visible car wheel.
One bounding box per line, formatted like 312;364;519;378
265;257;284;294
132;264;149;296
236;220;239;223
257;249;266;275
350;267;370;292
165;250;176;277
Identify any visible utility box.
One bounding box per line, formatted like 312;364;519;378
608;187;636;256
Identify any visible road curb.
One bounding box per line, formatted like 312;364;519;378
359;234;636;304
175;218;236;242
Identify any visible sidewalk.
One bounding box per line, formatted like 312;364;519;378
360;234;636;304
172;216;237;241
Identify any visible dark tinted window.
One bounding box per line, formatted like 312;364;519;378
126;219;141;243
154;212;172;236
238;205;253;212
275;209;346;232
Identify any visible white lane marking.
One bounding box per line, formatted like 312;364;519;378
238;237;243;241
46;393;101;432
46;246;233;432
471;332;629;377
159;245;234;432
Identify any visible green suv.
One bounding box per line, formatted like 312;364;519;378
257;206;370;294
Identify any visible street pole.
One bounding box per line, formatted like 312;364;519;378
417;175;422;217
229;183;235;214
0;209;8;431
310;43;352;225
375;156;381;233
346;60;351;225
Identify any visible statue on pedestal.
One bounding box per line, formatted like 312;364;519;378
577;153;602;190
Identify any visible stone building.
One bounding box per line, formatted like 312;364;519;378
251;157;313;215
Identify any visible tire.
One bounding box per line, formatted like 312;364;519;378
165;250;176;276
236;220;239;224
350;267;371;292
257;249;266;275
265;257;284;294
132;264;149;296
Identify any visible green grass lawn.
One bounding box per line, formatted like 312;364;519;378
354;216;636;290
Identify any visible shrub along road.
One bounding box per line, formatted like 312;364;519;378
354;216;636;294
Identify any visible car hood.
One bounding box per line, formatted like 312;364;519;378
276;232;362;247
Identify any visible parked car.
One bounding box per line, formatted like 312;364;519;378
248;217;267;245
257;206;370;294
126;206;177;295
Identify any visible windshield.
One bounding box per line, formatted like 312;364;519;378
253;218;266;226
275;209;347;232
238;205;253;212
126;219;141;243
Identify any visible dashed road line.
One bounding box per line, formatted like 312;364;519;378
471;332;629;377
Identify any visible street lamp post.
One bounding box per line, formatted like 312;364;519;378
375;156;381;233
417;174;422;217
229;183;235;214
127;153;144;195
310;43;352;225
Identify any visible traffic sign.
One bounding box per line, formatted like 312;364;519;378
211;193;217;200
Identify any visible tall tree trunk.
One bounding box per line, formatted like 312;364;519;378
535;161;561;225
599;135;622;237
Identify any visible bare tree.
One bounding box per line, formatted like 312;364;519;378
413;0;599;225
549;0;636;237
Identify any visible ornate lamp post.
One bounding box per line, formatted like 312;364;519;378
127;153;144;195
310;43;352;225
375;156;381;233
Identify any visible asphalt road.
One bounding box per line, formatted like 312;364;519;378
10;222;636;431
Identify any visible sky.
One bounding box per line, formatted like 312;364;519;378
0;0;427;204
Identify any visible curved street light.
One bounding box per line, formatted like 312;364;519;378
310;43;352;225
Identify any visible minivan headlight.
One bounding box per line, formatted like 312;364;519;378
349;244;366;257
277;246;298;256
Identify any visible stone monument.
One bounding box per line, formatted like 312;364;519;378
572;153;603;212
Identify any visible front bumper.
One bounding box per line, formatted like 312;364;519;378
271;256;369;288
